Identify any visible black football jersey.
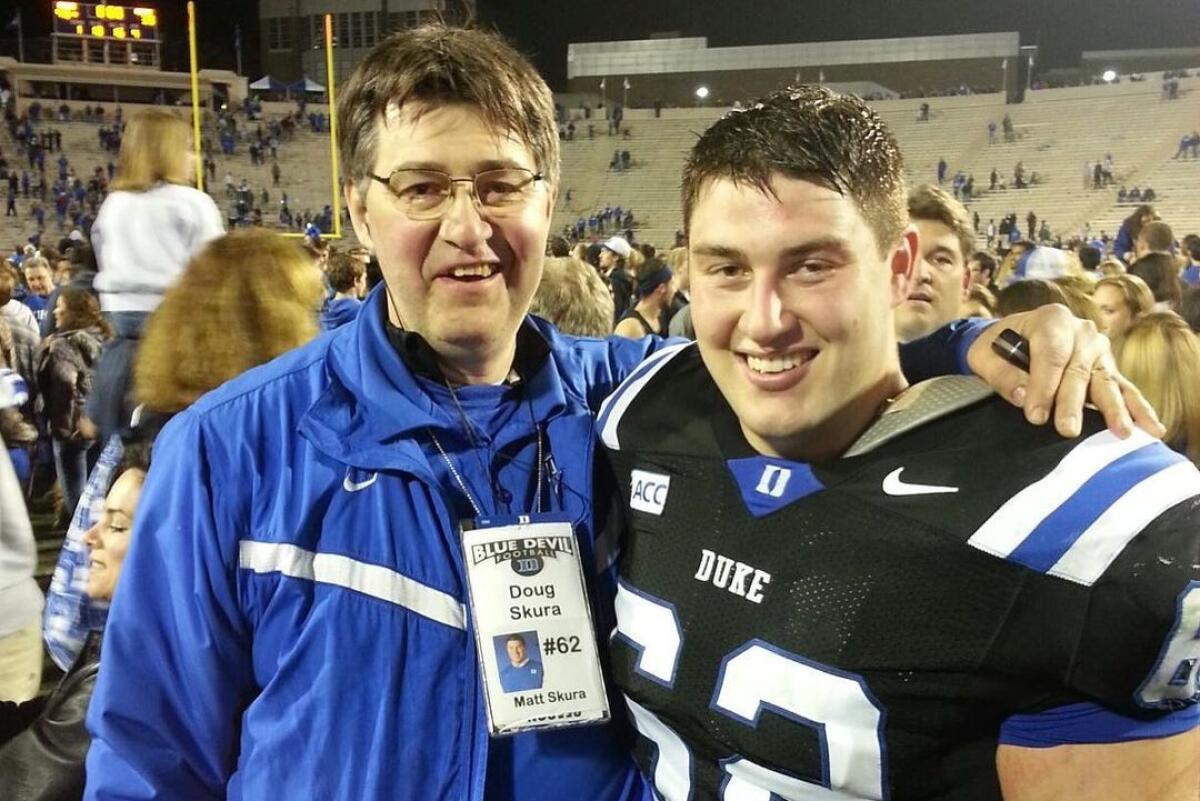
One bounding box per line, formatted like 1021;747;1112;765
597;343;1200;801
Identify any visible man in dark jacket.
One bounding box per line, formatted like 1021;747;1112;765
599;235;634;322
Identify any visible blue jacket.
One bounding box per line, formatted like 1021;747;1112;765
1114;221;1135;262
85;289;656;801
1182;263;1200;287
320;296;362;331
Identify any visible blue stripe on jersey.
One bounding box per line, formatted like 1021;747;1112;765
726;457;825;518
597;342;691;450
999;701;1200;747
1005;443;1186;574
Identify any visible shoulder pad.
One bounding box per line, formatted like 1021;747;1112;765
846;376;993;457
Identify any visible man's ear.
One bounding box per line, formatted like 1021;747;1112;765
345;181;374;252
889;226;920;307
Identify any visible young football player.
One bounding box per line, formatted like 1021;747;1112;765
600;87;1200;801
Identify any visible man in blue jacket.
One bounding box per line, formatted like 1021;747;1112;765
320;251;367;331
84;24;1157;801
85;26;661;801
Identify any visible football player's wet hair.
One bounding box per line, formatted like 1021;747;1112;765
682;85;907;257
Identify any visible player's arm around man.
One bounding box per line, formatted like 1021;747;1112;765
83;25;1161;801
997;730;1200;801
993;464;1200;801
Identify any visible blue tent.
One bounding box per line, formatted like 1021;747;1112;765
287;77;326;94
249;75;290;92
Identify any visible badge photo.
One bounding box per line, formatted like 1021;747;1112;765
493;631;545;693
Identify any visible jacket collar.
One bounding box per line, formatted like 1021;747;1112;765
384;315;550;388
299;286;577;472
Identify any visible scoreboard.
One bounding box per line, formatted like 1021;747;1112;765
53;2;160;43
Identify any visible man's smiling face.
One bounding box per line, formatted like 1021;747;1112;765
347;103;555;379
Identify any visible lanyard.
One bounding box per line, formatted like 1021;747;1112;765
427;378;546;518
428;426;544;518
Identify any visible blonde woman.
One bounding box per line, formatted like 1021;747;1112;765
88;108;225;444
91;108;224;313
961;284;997;318
134;230;324;413
1092;274;1155;339
530;256;614;338
1116;312;1200;463
1052;275;1103;329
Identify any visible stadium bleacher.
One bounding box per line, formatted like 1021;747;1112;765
0;104;344;249
3;73;1194;254
554;74;1200;248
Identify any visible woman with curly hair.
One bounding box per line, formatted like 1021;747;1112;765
36;289;112;519
43;229;324;673
133;229;324;413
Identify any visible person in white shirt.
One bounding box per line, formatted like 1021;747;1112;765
0;369;43;703
0;270;37;341
91;109;224;315
88;108;225;445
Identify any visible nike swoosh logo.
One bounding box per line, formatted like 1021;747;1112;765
882;468;958;496
343;471;379;492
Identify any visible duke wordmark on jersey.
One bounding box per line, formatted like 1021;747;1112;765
693;549;772;604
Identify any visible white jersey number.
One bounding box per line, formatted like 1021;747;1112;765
614;581;887;800
1139;582;1200;707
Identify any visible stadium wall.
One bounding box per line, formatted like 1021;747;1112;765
567;58;1009;107
0;58;246;111
567;32;1019;106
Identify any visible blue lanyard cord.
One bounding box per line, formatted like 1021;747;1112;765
427;376;546;518
426;426;544;518
441;377;500;513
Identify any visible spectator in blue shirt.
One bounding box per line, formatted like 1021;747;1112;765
1173;132;1199;160
1114;204;1155;264
1182;235;1200;287
20;256;54;325
320;252;366;331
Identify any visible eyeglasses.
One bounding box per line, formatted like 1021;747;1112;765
370;167;544;221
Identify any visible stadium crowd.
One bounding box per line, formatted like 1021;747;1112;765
3;91;342;247
0;22;1198;801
